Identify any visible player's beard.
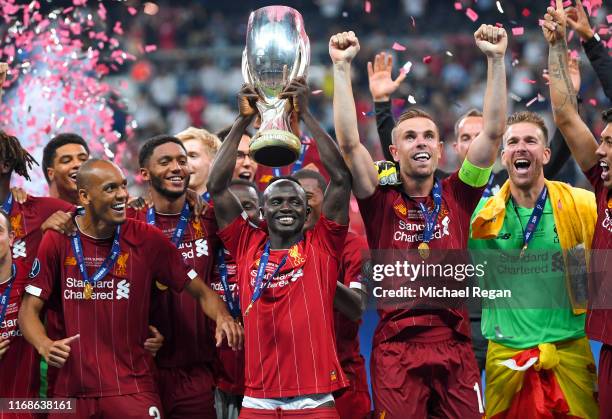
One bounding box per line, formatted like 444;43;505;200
151;174;189;200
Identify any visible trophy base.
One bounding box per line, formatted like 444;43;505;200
250;129;302;167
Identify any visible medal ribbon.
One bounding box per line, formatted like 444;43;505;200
70;226;122;290
202;192;210;203
513;186;548;254
416;179;443;244
0;264;17;326
1;192;13;214
146;201;191;247
481;172;496;199
217;247;240;318
245;241;288;315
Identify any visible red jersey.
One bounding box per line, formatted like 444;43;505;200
583;164;612;344
357;171;483;346
0;260;39;404
255;136;329;190
25;219;194;397
128;207;218;368
218;213;349;398
210;247;245;395
334;232;369;393
8;196;73;269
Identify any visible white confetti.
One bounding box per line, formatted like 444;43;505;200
446;51;453;57
402;61;413;73
408;95;416;104
496;1;504;13
509;93;522;102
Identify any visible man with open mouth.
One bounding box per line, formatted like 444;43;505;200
469;110;598;418
544;1;612;416
331;26;507;418
208;76;352;418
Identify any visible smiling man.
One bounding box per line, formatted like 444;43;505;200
208;79;351;418
469;111;598;418
131;135;221;419
18;159;242;419
331;26;507;418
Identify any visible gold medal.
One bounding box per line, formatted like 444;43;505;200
84;282;93;300
418;242;430;259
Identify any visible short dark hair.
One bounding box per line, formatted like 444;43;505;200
603;108;612;124
293;169;328;194
264;176;305;198
454;108;483;138
391;107;439;143
230;179;262;203
42;133;90;183
0;131;38;180
506;111;549;146
216;126;254;142
138;135;186;168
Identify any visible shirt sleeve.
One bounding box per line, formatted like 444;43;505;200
312;216;348;261
148;226;194;292
339;233;370;293
25;231;61;301
217;212;256;260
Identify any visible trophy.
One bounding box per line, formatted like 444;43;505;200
242;6;310;167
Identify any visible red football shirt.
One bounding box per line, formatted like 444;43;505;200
8;196;74;269
334;232;369;393
25;219;194;397
210;247;245;395
0;260;39;403
218;213;349;398
128;207;218;368
357;171;484;345
583;164;612;344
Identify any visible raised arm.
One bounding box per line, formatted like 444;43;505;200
567;0;612;101
329;31;379;199
280;77;351;224
207;85;256;229
368;52;406;162
0;63;7;104
543;0;599;172
465;25;508;168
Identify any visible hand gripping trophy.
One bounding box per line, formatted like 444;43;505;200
242;6;310;167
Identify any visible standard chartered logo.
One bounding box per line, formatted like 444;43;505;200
116;280;131;300
12;240;26;259
195;239;208;257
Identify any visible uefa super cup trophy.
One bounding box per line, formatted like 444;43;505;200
242;6;310;167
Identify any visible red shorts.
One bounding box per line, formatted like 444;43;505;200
157;365;215;419
599;344;612;417
371;337;481;419
239;407;339;418
334;388;371;419
47;392;163;419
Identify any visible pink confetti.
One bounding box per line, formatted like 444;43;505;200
144;45;158;53
97;3;107;21
422;55;432;64
521;8;531;17
466;8;478;22
127;7;138;16
72;0;86;5
113;21;124;35
454;2;462;10
526;96;538;107
311;90;323;95
568;30;575;41
599;27;609;35
589;98;598;106
569;49;580;60
512;27;524;36
607;14;612;24
365;0;371;13
392;42;406;51
522;78;537;84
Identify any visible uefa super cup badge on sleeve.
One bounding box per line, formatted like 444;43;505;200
242;5;310;167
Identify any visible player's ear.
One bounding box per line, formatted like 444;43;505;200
139;167;150;181
78;189;90;207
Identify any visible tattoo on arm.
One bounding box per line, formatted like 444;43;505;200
549;41;578;113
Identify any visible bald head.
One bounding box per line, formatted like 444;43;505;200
76;159;123;190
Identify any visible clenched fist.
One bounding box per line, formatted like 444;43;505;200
329;31;360;64
474;24;508;58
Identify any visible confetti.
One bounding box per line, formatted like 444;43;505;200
365;1;371;13
607;14;612;24
127;6;138;16
144;45;157;53
342;11;348;17
411;16;416;27
496;1;504;13
522;8;531;17
599;27;609;35
589;98;598;106
402;61;413;73
407;95;416;104
522;78;536;84
466;8;478;22
509;93;522;102
562;0;571;7
454;2;462;10
422;55;432;64
526;96;538;107
311;89;323;95
446;51;453;57
392;42;406;51
512;27;524;36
